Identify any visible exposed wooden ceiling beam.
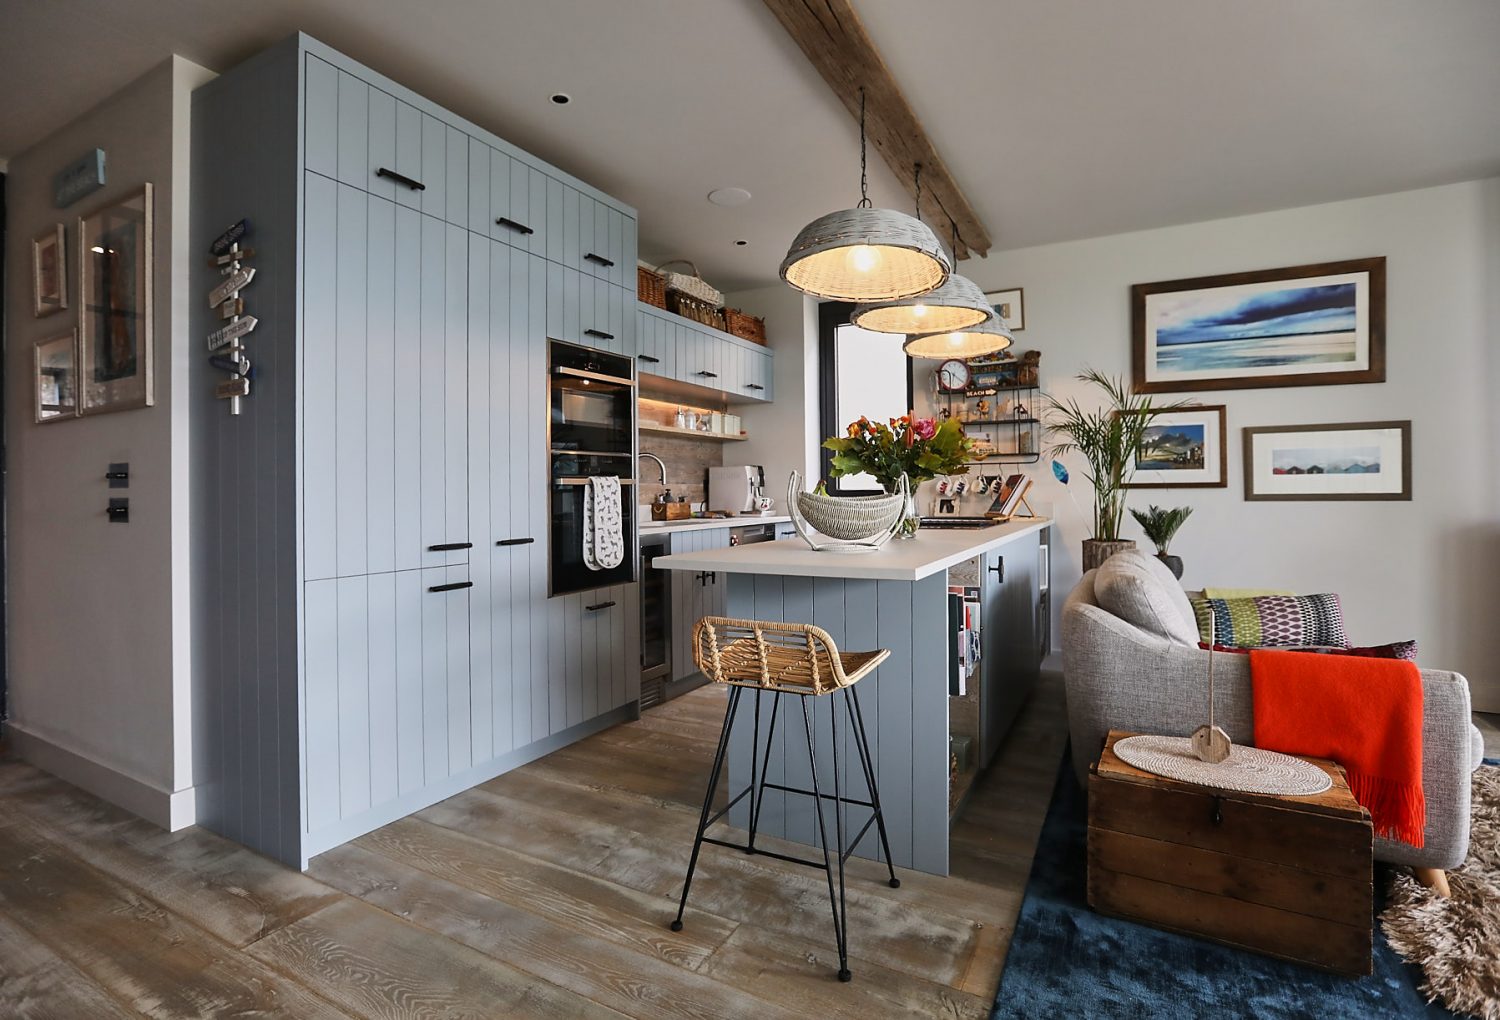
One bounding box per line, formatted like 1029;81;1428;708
762;0;992;260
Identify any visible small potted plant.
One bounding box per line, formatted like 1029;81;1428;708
1130;504;1193;579
1042;370;1190;571
822;413;973;538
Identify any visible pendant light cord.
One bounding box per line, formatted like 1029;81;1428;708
913;163;923;221
857;88;872;209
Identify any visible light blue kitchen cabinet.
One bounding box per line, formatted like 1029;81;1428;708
636;303;774;403
191;33;639;870
668;528;731;684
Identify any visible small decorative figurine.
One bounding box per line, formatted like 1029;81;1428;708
975;397;990;419
1192;617;1232;764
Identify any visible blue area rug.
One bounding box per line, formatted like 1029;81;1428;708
991;755;1457;1019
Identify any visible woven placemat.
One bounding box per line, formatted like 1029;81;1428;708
1114;734;1333;796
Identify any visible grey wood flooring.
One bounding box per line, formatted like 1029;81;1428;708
0;674;1070;1018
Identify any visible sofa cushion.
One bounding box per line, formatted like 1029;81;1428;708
1190;594;1349;649
1093;549;1200;646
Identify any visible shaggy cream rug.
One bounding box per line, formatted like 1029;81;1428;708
1381;764;1500;1020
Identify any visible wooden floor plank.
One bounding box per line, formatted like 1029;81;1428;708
0;914;142;1020
349;814;739;970
310;843;805;1020
0;820;353;1019
247;897;629;1020
0;769;340;947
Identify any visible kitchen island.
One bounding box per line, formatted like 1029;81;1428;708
653;517;1051;876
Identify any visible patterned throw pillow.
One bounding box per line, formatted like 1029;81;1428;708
1189;594;1349;649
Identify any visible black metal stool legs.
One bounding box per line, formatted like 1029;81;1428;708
671;685;741;932
849;685;900;888
801;695;851;981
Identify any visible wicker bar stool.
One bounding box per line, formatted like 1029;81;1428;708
670;616;899;983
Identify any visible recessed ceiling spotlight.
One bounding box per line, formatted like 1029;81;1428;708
707;187;752;208
550;92;572;105
734;239;749;246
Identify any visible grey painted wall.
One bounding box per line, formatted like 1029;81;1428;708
3;57;213;828
965;178;1500;711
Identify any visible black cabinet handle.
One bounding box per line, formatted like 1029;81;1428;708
428;542;473;551
696;571;717;586
496;537;535;547
584;329;615;340
697;370;718;379
584;252;614;267
428;581;473;593
744;383;765;391
989;557;1005;582
377;167;425;191
586;600;617;611
636;354;660;364
496;216;534;235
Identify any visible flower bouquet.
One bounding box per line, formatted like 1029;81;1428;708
822;413;973;537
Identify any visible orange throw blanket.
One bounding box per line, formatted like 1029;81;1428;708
1250;648;1426;847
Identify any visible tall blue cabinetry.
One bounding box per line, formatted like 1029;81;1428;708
190;34;639;868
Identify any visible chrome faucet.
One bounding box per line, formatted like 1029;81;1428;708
637;452;668;486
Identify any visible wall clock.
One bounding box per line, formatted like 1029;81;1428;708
937;359;970;392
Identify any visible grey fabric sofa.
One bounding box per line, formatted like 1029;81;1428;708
1061;560;1482;871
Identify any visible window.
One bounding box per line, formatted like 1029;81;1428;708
818;302;914;495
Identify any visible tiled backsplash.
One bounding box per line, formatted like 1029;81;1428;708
636;433;723;505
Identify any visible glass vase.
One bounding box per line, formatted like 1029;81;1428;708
893;475;920;540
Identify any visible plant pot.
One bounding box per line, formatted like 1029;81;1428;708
1156;553;1184;580
1081;538;1136;572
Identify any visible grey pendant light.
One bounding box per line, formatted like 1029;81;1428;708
903;316;1014;359
851;176;992;335
780;91;950;302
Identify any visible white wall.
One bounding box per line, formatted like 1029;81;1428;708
964;178;1500;710
724;283;821;509
3;56;213;826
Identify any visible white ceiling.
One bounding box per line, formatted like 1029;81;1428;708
4;1;1498;291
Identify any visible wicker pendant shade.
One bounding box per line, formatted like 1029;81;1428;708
853;272;991;335
903;316;1014;359
780;207;950;302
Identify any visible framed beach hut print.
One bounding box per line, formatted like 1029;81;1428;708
1243;420;1411;501
78;184;154;415
1132;257;1385;393
1123;405;1227;488
985;288;1025;332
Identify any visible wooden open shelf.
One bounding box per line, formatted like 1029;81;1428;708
639;421;747;442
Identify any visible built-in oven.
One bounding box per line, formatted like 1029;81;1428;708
549;340;637;596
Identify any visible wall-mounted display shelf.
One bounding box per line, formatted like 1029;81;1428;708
640;421;747;442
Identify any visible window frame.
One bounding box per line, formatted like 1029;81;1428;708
817;301;916;496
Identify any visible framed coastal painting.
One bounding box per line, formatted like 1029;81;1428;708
1132;257;1385;393
78;184;154;415
32;223;68;316
34;331;80;422
1123;405;1227;488
985;287;1024;331
1243;420;1411;501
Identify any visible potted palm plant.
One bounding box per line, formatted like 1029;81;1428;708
1043;369;1190;572
1130;504;1193;579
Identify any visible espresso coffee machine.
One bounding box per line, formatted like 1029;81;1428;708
708;465;771;514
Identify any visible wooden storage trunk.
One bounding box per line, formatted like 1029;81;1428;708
1088;730;1373;976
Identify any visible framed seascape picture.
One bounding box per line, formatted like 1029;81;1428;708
1132;257;1385;393
78;184;154;415
1123;405;1227;488
985;287;1024;331
34;331;80;423
32;223;68;316
1243;421;1411;501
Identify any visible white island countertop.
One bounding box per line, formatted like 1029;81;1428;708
652;517;1050;582
639;514;790;534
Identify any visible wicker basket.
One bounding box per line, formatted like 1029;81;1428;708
724;307;767;345
657;259;724;308
794;489;904;542
637;265;666;309
667;290;726;331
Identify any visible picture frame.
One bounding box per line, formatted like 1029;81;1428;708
78;183;154;415
32;223;68;317
985;287;1024;331
1243;420;1411;501
1122;404;1228;488
34;331;80;423
1132;257;1385;393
